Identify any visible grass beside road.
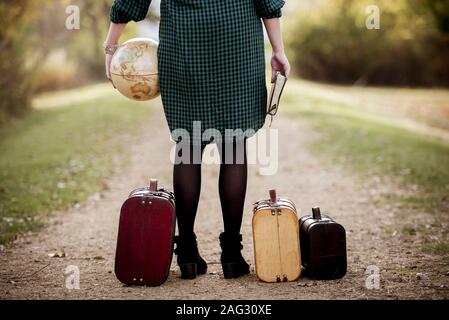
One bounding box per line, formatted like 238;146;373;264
284;80;449;256
0;84;152;244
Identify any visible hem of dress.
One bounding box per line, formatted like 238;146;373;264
170;120;267;146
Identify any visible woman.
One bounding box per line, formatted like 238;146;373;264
105;0;290;280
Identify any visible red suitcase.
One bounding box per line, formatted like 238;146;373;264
115;179;176;286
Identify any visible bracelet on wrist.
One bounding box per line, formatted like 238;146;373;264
104;43;119;55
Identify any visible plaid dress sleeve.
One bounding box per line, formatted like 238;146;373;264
254;0;285;18
110;0;152;24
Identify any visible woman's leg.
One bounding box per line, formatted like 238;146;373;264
173;143;208;279
173;143;205;237
218;139;248;235
217;139;250;278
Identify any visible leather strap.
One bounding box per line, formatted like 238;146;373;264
312;207;322;220
149;179;158;192
269;189;277;203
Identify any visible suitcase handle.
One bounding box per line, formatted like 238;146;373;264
149;179;158;192
312;207;322;220
269;189;277;203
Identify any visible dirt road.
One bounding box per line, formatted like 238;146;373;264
1;106;447;299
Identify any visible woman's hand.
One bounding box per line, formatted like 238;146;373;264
271;51;291;82
262;18;291;82
105;53;113;80
105;53;117;89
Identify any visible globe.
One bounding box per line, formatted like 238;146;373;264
110;38;160;101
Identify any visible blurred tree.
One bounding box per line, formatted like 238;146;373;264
0;0;147;121
415;0;449;34
68;0;111;79
34;0;145;93
0;0;39;122
285;0;449;86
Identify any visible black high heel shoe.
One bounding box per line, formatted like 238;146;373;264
219;232;250;279
174;233;207;279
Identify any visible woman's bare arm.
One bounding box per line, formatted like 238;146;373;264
104;22;127;79
263;18;291;82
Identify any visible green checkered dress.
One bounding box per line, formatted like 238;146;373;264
111;0;285;145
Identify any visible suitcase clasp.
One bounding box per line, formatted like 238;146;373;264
271;207;282;216
141;198;153;206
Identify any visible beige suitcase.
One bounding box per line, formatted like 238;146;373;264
252;190;302;282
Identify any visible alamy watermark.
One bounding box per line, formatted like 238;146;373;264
366;5;381;30
170;122;279;176
365;265;381;290
65;265;80;290
65;5;80;30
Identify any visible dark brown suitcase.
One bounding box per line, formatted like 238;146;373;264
299;207;347;280
115;179;176;286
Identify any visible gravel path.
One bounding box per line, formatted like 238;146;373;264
1;106;447;300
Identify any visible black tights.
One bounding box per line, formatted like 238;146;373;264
173;140;248;238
